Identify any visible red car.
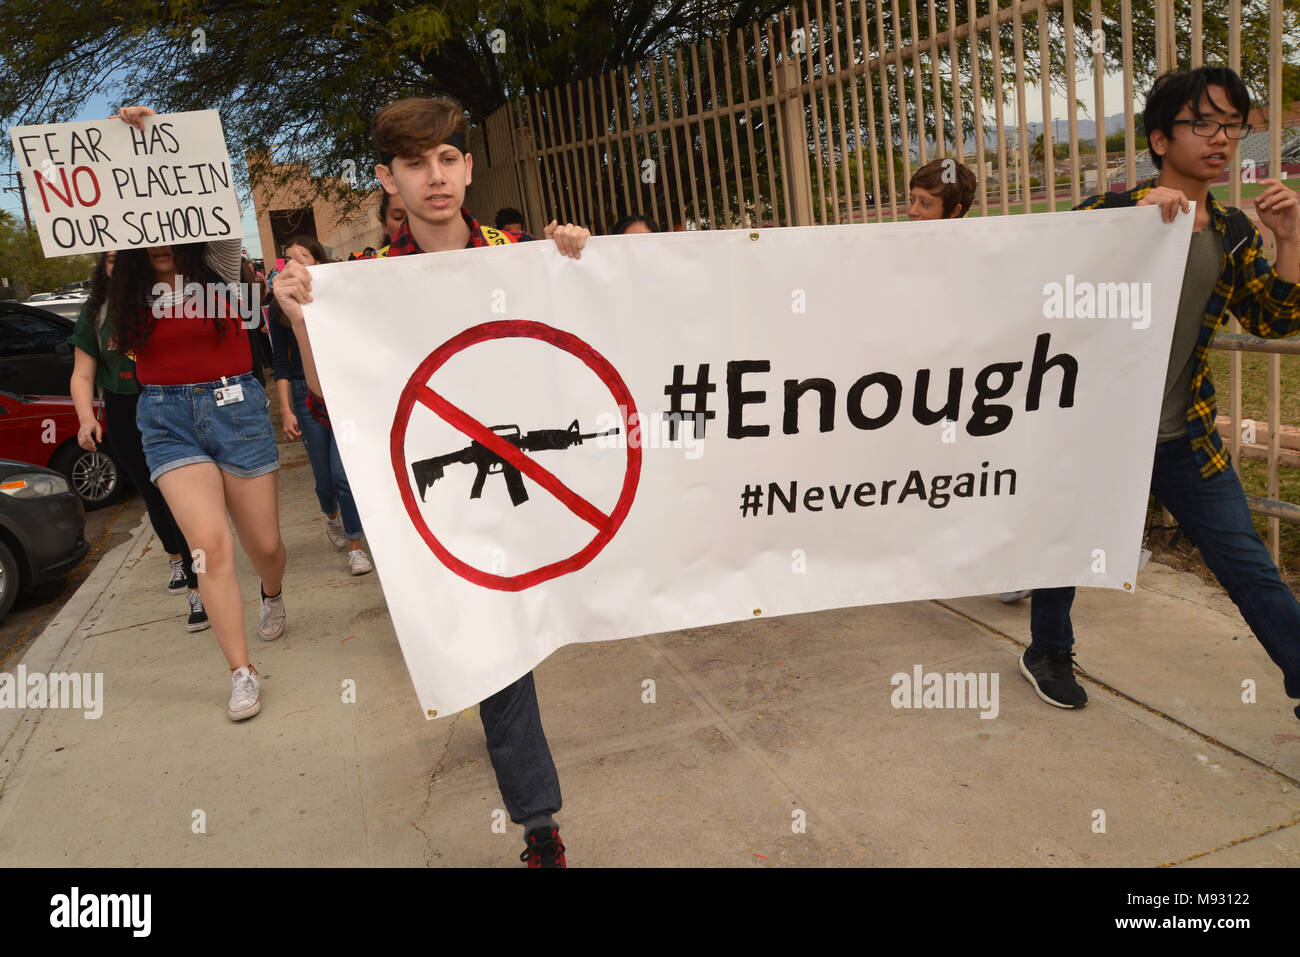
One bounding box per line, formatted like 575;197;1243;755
0;390;125;510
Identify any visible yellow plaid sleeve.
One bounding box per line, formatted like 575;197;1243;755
1228;224;1300;337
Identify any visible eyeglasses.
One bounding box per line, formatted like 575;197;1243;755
1170;119;1253;139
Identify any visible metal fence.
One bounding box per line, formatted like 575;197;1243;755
466;0;1297;558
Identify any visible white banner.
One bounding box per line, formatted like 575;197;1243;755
304;207;1193;717
8;110;240;257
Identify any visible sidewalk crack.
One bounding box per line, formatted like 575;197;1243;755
412;713;460;866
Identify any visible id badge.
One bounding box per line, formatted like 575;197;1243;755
214;383;245;407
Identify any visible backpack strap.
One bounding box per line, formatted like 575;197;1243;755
479;226;515;246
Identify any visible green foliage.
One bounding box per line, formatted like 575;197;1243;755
0;221;97;299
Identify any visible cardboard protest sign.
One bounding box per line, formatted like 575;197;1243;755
8;110;240;257
303;207;1193;718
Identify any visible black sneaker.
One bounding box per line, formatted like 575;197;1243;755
520;827;566;868
186;590;211;633
167;559;187;594
1019;645;1087;708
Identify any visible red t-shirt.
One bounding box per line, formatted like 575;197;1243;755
131;301;251;386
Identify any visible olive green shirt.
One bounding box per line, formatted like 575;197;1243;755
67;301;140;395
1157;229;1225;441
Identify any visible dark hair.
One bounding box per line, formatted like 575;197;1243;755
494;207;525;230
1144;67;1251;170
85;251;112;331
372;97;468;167
377;189;405;244
612;214;659;235
284;234;329;265
909;158;976;218
109;244;228;354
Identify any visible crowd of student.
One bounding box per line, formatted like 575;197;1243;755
62;64;1299;867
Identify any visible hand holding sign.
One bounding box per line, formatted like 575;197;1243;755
8;108;240;257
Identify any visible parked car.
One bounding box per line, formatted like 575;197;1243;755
0;457;88;621
0;390;125;510
0;301;76;395
22;296;86;320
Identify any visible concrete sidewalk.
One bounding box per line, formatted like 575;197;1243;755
0;437;1296;867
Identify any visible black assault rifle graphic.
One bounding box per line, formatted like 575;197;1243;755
411;420;620;505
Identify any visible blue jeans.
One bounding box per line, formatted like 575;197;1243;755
289;379;362;540
480;672;562;824
138;372;279;482
1032;438;1300;700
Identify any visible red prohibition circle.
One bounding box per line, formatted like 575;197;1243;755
390;320;641;591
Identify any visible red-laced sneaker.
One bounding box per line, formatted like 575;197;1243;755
520;827;566;868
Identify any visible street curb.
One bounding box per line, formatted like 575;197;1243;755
0;509;155;798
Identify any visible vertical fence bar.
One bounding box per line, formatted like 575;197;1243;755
563;81;594;230
799;1;831;224
1012;0;1032;211
705;38;735;226
967;0;987;212
777;13;813;225
890;0;915;191
876;0;901;219
644;57;676;231
857;0;885;221
1191;0;1203;67
927;0;945;158
754;22;783;226
1064;0;1081;205
1037;1;1056;211
722;29;753;227
907;0;928;164
538;89;566;220
737;28;765;228
1091;0;1107;196
826;0;857;220
693;43;720;227
674;50;702;229
989;0;1011;214
656;54;688;228
601;70;632;225
585;76;608;232
1121;0;1136;186
636;62;669;229
843;1;870;219
948;0;963;161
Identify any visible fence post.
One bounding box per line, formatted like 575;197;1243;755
776;60;815;227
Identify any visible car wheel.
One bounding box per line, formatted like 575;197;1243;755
0;539;18;621
50;441;123;510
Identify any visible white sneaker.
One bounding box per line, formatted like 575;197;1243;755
348;548;374;576
324;513;346;549
258;584;286;640
228;665;261;721
999;590;1032;603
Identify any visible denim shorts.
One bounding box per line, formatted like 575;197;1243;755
137;372;280;482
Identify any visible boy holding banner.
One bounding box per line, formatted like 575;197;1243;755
273;96;588;868
1024;67;1300;718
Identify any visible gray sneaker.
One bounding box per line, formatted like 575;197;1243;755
258;584;286;640
228;665;261;721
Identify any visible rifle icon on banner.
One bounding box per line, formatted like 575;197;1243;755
411;420;620;505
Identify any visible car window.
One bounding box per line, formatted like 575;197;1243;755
0;313;71;358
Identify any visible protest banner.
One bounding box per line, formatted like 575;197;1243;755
7;110;240;257
303;206;1193;717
